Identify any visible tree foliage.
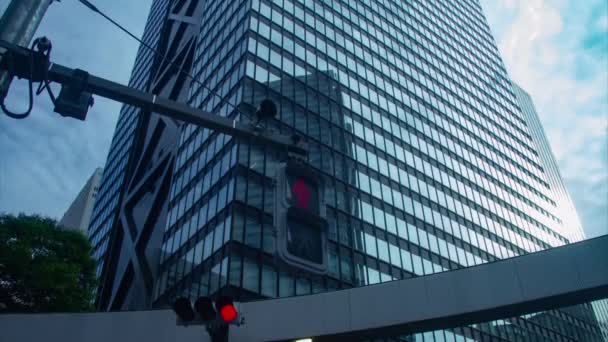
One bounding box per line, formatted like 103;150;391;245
0;214;97;312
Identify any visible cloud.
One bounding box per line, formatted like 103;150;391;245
598;14;608;31
0;0;151;219
481;0;608;238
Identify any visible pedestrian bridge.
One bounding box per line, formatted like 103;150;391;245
1;235;607;342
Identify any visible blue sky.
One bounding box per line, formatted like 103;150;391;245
0;0;606;238
0;0;151;222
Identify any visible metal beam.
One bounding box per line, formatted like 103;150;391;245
0;40;307;156
48;63;306;155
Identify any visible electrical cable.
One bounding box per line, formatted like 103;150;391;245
75;0;245;118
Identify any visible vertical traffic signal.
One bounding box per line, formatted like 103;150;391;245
274;160;328;274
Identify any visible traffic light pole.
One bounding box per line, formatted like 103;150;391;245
0;0;54;98
0;39;308;156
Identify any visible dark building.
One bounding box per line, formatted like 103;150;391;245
92;0;607;340
87;0;171;281
88;0;202;309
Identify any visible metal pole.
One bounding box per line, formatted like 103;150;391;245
0;40;308;155
0;0;53;96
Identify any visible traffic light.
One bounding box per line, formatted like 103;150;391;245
171;296;239;326
274;159;328;274
216;296;238;324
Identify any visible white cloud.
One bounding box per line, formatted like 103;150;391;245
481;0;608;238
598;14;608;31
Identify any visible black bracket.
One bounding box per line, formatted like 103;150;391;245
54;68;94;120
0;47;50;83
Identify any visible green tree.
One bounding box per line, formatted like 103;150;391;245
0;214;97;312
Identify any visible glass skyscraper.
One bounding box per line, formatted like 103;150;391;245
93;0;607;340
513;83;608;341
512;83;584;243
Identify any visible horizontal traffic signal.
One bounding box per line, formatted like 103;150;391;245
171;296;239;326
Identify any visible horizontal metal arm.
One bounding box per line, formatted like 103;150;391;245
0;39;307;155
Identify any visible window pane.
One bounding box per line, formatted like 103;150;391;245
261;266;277;298
242;258;259;293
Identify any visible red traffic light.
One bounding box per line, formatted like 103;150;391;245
216;296;238;323
220;303;238;322
292;177;311;209
288;175;319;213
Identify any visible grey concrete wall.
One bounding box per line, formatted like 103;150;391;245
0;310;210;342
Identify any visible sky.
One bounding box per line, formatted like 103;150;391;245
0;0;606;238
0;0;152;221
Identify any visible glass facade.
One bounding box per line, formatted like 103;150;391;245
100;0;607;340
513;83;608;341
512;83;584;243
88;0;170;278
